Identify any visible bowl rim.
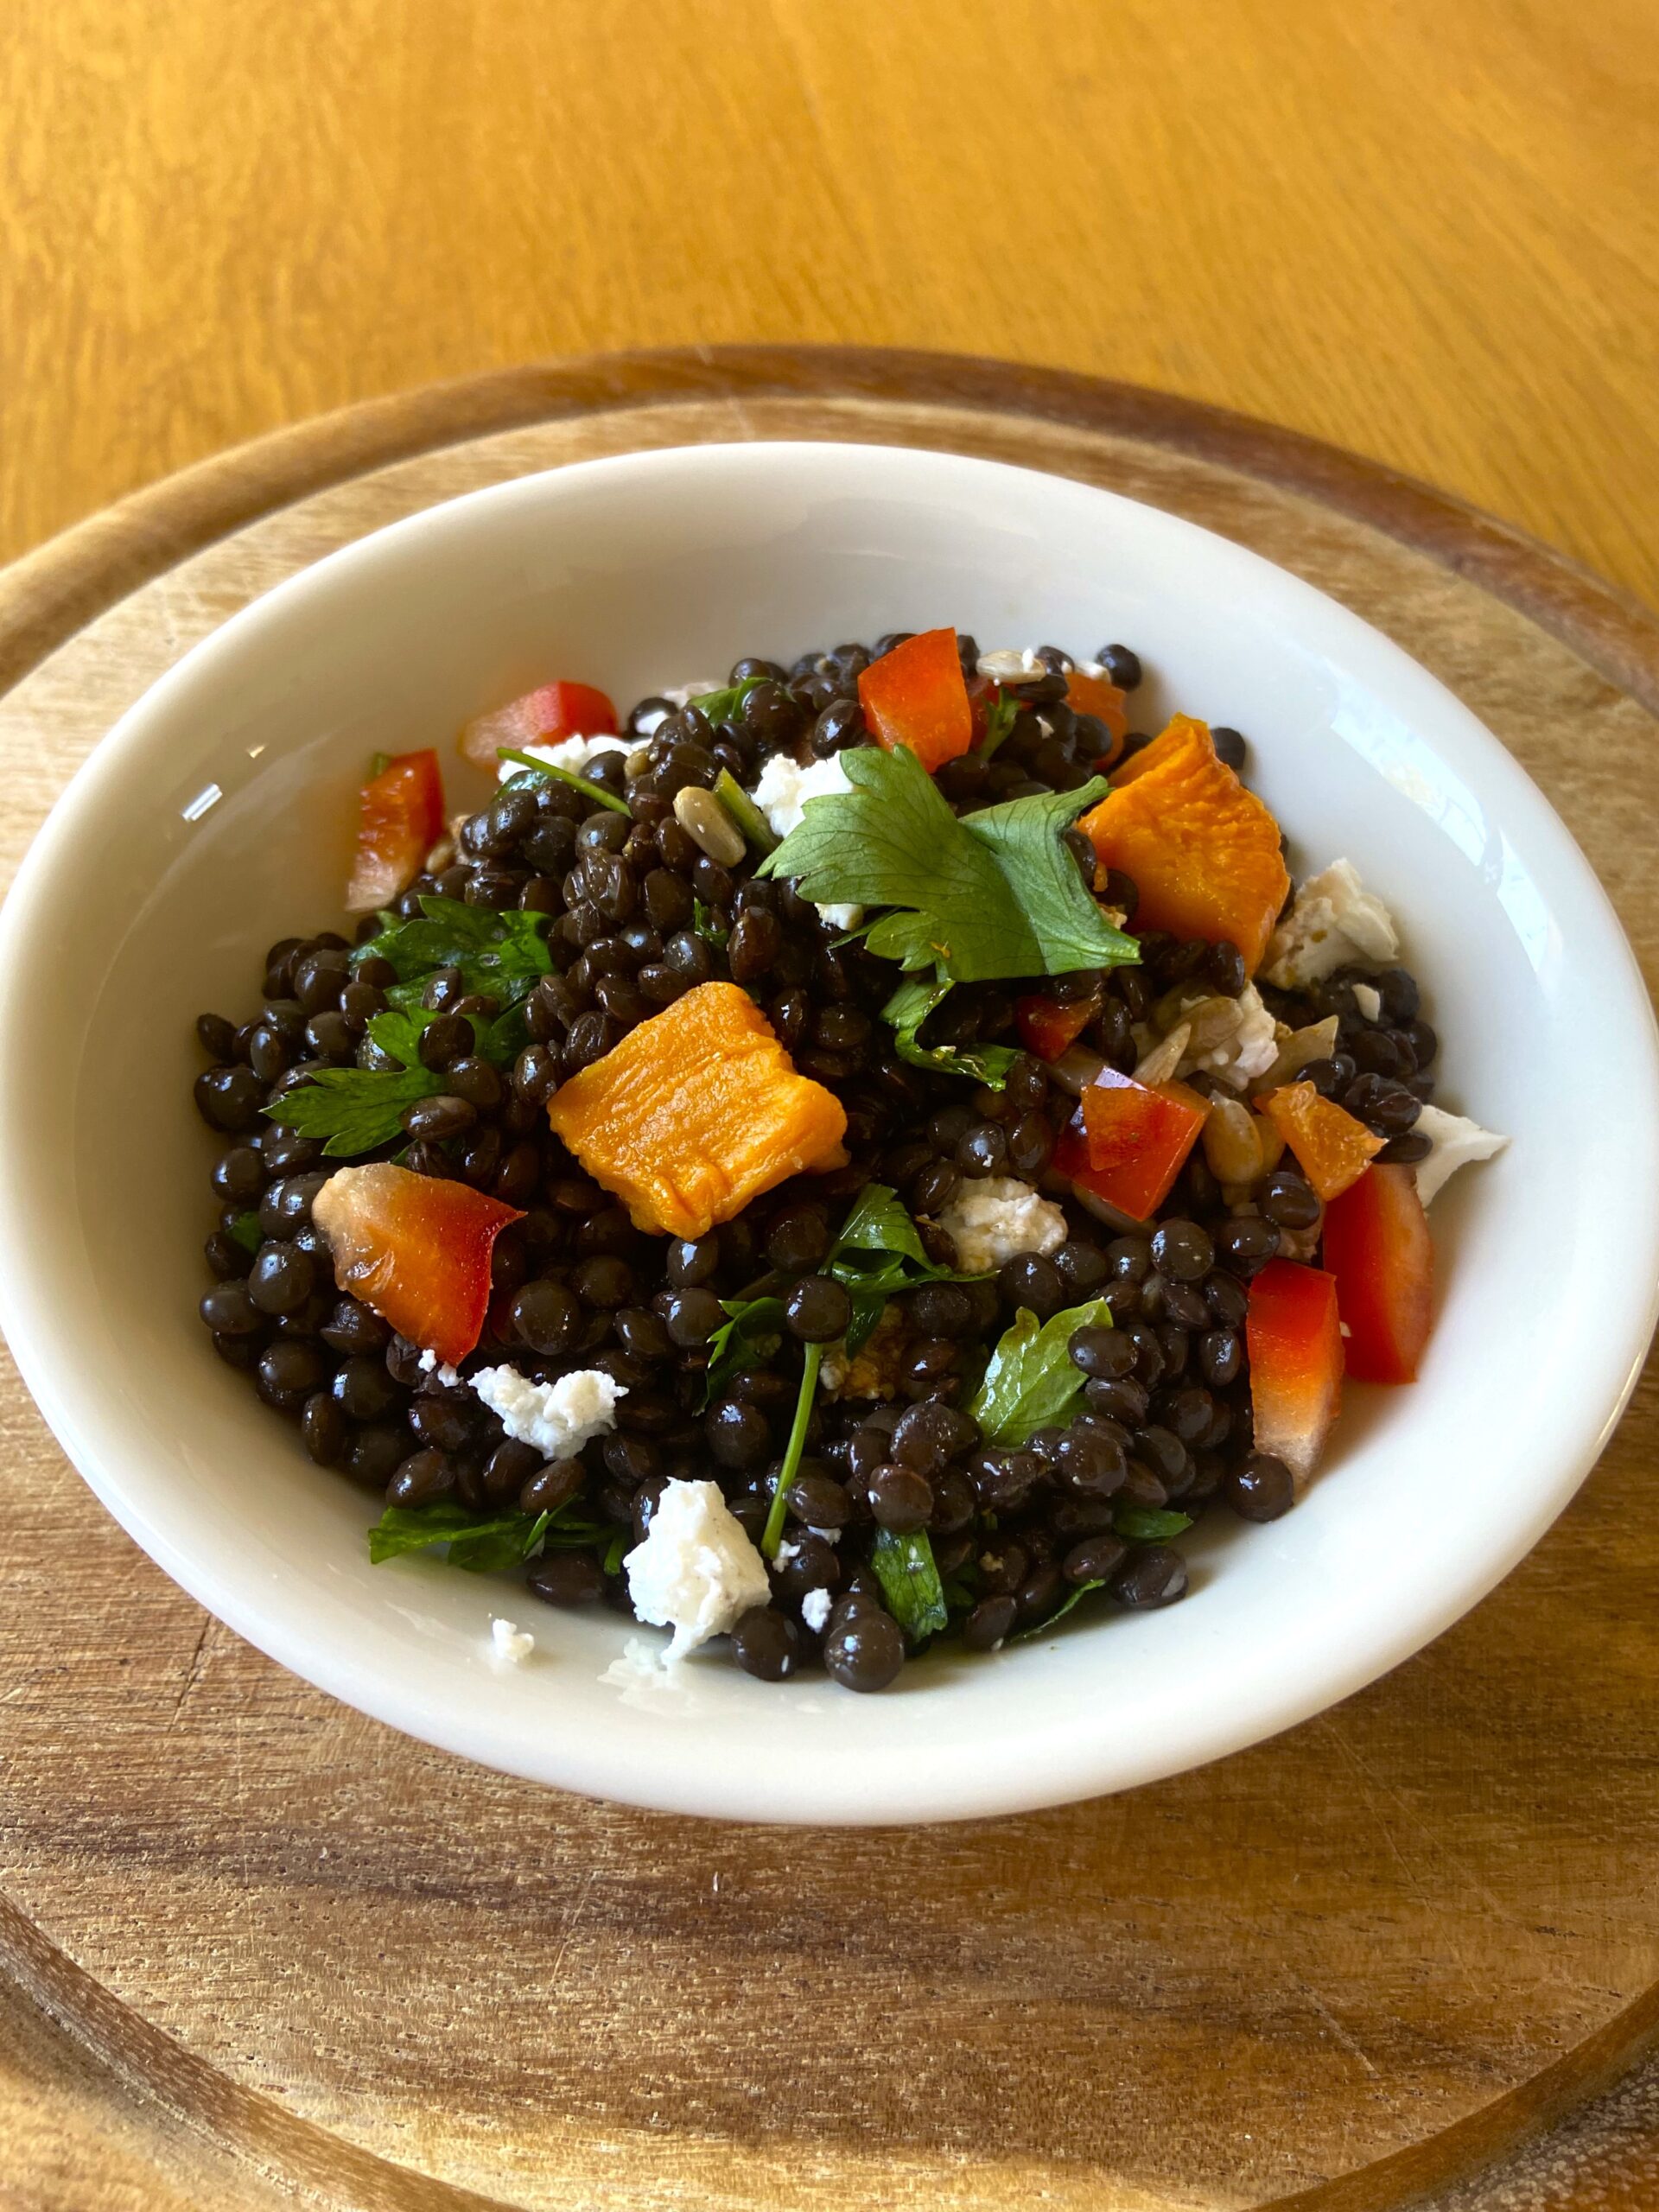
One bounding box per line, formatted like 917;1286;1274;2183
1;436;1656;1825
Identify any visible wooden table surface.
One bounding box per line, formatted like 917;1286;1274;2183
3;0;1657;612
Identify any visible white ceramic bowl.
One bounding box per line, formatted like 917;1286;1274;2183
1;442;1654;1826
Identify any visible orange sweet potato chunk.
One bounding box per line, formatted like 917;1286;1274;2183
1078;715;1290;972
1065;671;1129;761
545;982;849;1238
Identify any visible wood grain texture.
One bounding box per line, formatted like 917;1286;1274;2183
0;380;1656;2212
1;0;1658;611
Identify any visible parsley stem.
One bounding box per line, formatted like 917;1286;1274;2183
497;747;632;817
760;1342;822;1561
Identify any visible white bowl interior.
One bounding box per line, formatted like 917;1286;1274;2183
1;442;1654;1824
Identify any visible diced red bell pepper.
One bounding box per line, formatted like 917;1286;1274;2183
966;672;999;744
344;749;446;915
1052;1068;1209;1222
312;1163;524;1369
1321;1164;1434;1383
459;680;619;773
1066;670;1130;764
1015;993;1096;1063
857;627;974;772
1247;1258;1344;1485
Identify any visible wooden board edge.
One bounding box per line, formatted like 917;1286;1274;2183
1;346;1656;710
7;1859;1659;2212
0;1892;511;2211
1266;1980;1659;2211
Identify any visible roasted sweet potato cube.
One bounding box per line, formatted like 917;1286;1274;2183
1079;715;1290;973
545;982;849;1238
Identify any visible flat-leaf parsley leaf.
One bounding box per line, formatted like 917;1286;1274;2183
881;973;1020;1089
967;1297;1116;1446
871;1528;949;1643
758;744;1136;982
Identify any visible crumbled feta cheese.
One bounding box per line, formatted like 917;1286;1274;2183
496;732;630;784
800;1587;833;1633
489;1618;534;1667
469;1364;625;1459
1352;982;1382;1022
623;1478;771;1664
1262;860;1400;989
1412;1103;1508;1205
416;1349;461;1387
752;748;849;839
750;750;863;931
1176;983;1280;1090
931;1176;1068;1273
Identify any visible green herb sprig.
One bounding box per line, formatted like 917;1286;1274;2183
367;1496;626;1573
757;1185;983;1561
496;750;631;817
264;1005;446;1157
871;1528;949;1643
966;1297;1116;1446
262;996;530;1158
756;744;1137;983
700;1294;786;1409
977;690;1021;758
353;893;554;1011
881;973;1020;1090
678;677;765;728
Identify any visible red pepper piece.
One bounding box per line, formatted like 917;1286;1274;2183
1246;1258;1344;1484
1321;1163;1434;1383
459;680;619;773
857;627;974;771
344;749;446;915
1014;994;1096;1063
313;1163;525;1369
1052;1069;1209;1222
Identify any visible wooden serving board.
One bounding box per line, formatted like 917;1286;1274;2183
0;347;1656;2212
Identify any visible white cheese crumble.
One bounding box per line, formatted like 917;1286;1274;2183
800;1587;833;1633
628;681;725;741
1352;982;1382;1022
623;1478;771;1665
469;1364;625;1459
416;1348;461;1387
931;1176;1068;1273
496;732;630;784
750;749;863;931
1177;983;1281;1090
1262;859;1400;989
1412;1103;1509;1206
489;1617;534;1667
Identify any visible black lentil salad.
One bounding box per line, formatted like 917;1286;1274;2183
192;627;1492;1693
